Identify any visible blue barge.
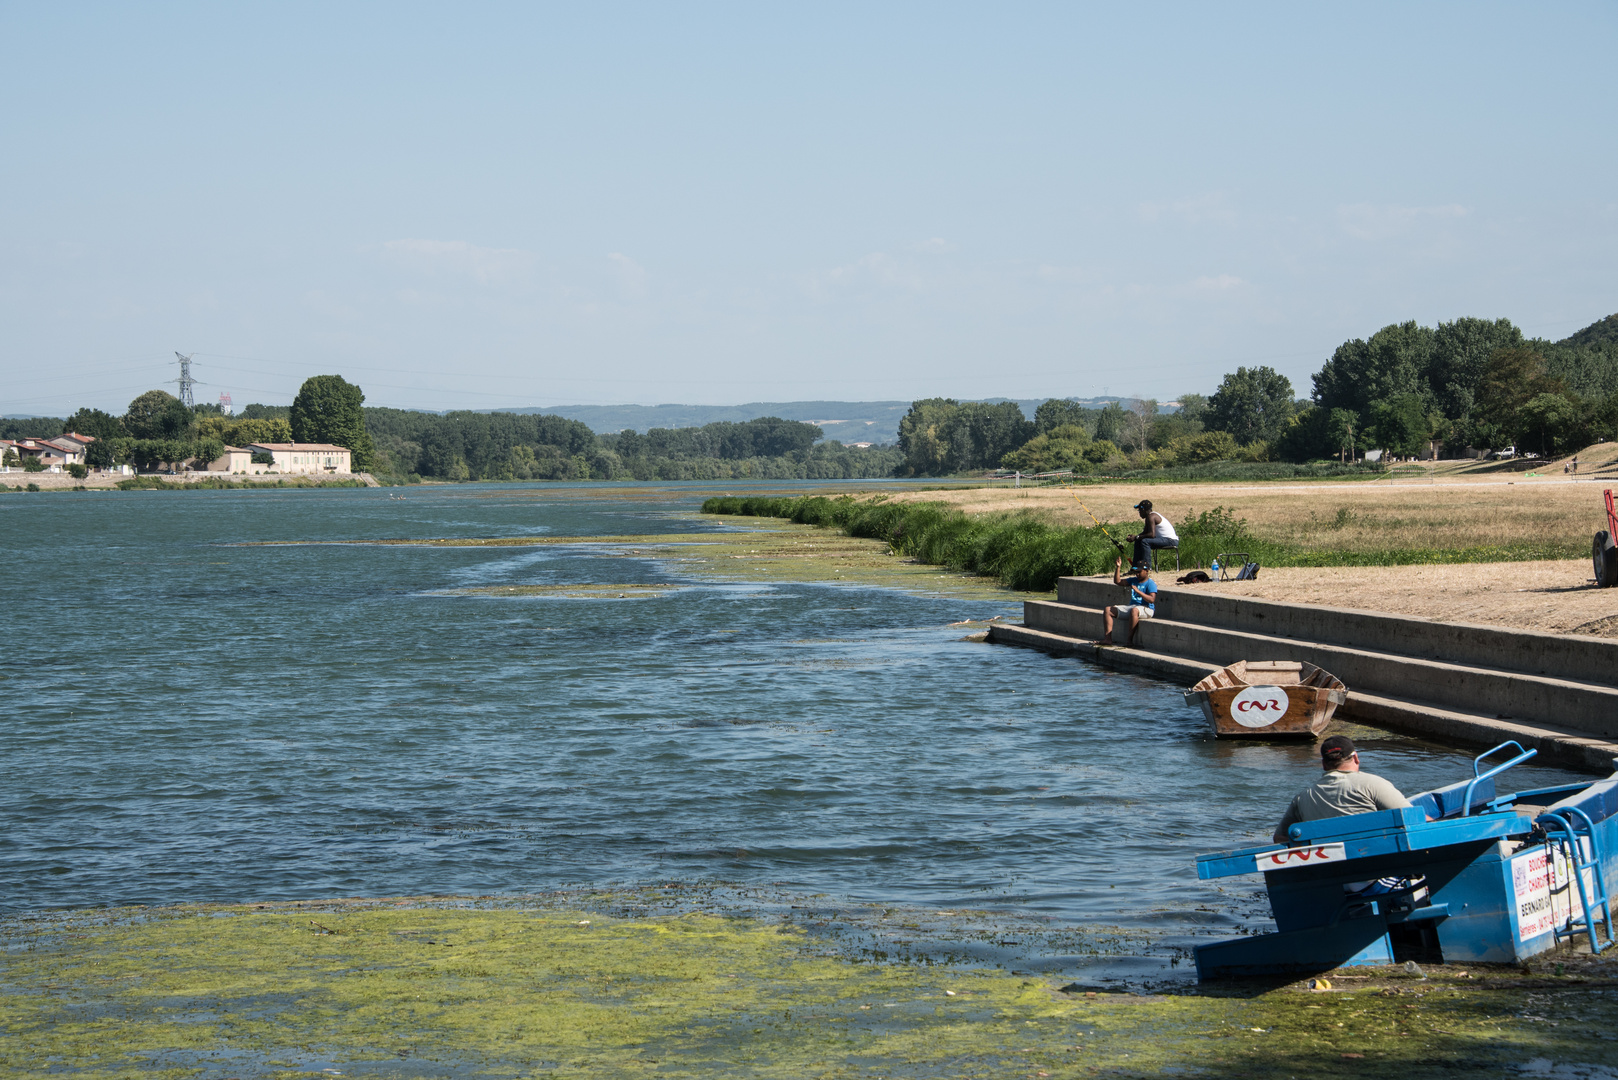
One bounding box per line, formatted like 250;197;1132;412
1194;743;1617;979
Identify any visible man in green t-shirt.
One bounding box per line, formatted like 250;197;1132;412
1273;736;1414;843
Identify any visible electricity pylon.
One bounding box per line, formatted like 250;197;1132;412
174;352;196;407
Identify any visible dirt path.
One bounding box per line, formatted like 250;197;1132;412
1160;559;1618;637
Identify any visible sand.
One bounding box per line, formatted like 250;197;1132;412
1162;559;1618;637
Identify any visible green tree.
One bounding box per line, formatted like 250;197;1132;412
895;399;1032;475
85;437;120;469
1000;425;1091;473
290;375;376;471
1518;393;1583;457
896;398;958;475
1032;399;1095;435
1329;408;1360;461
1093;402;1125;444
1474;348;1563;444
1312;321;1435;415
1166;430;1239;463
1173;392;1209;427
1366;394;1430;457
1427;317;1523;421
193;438;226;469
123;390;191;439
63;408;128;440
1207;366;1295;444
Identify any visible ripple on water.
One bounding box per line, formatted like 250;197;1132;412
0;483;1593;980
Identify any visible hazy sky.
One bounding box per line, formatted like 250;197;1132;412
3;2;1614;415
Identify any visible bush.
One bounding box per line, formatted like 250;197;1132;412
26;482;40;491
251;450;275;465
21;456;46;472
67;463;88;479
703;494;1129;591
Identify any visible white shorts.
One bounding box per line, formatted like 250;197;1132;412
1111;604;1154;618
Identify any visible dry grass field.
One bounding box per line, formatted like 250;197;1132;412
860;444;1618;635
887;465;1616;556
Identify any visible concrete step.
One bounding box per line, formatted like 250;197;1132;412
1055;576;1618;688
987;623;1618;773
1023;598;1618;740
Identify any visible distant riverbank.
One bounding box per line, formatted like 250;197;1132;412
1;471;380;491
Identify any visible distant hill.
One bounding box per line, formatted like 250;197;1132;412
506;397;1155;444
1561;313;1618;349
504;401;911;444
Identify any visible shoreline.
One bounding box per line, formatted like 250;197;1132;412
1;470;382;490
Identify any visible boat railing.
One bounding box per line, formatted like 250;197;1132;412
1460;742;1537;817
1536;805;1614;954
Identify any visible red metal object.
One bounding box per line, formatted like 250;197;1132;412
1607;489;1618;538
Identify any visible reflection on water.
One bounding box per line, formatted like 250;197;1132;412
0;482;1589;980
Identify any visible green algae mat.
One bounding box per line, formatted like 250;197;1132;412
6;898;1618;1079
243;520;1032;602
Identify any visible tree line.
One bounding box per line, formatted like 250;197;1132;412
16;311;1614;482
6;375;900;481
891;312;1618;475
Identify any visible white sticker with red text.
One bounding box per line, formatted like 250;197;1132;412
1262;843;1347;870
1231;685;1290;728
1512;841;1594;943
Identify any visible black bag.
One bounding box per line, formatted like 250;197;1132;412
1176;570;1212;584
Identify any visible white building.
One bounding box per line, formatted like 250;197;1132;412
204;446;255;473
245;442;353;474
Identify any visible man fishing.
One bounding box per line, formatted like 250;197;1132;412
1099;556;1156;647
1128;499;1178;568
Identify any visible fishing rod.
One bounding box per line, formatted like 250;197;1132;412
1065;490;1128;554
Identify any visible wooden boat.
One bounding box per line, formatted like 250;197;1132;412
1183;660;1347;738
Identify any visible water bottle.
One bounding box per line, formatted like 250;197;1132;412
1210;558;1219;581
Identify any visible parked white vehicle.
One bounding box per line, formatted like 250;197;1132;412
1493;445;1517;459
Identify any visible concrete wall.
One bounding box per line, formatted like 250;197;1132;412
1057;577;1618;687
1028;598;1618;739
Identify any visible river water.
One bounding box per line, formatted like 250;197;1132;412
0;483;1589;977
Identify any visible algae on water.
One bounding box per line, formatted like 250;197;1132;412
5;898;1617;1079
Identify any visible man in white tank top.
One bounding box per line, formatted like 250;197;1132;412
1129;499;1178;568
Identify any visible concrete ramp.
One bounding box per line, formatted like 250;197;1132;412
989;576;1618;773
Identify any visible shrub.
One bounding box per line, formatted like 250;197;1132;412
22;456;46;473
67;463;88;479
703;495;1127;591
26;482;40;491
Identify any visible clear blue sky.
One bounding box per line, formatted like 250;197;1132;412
3;2;1614;414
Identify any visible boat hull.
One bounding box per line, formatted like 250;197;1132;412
1183;660;1347;739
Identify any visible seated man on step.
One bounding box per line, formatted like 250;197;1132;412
1100;556;1156;647
1128;499;1178;568
1272;736;1415;843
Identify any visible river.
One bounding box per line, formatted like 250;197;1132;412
0;482;1588;978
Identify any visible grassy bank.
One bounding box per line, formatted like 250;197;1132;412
6;897;1615;1079
702;495;1582;592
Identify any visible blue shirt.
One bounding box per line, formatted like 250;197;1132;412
1128;576;1157;610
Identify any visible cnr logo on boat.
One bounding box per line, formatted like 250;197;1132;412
1230;685;1290;728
